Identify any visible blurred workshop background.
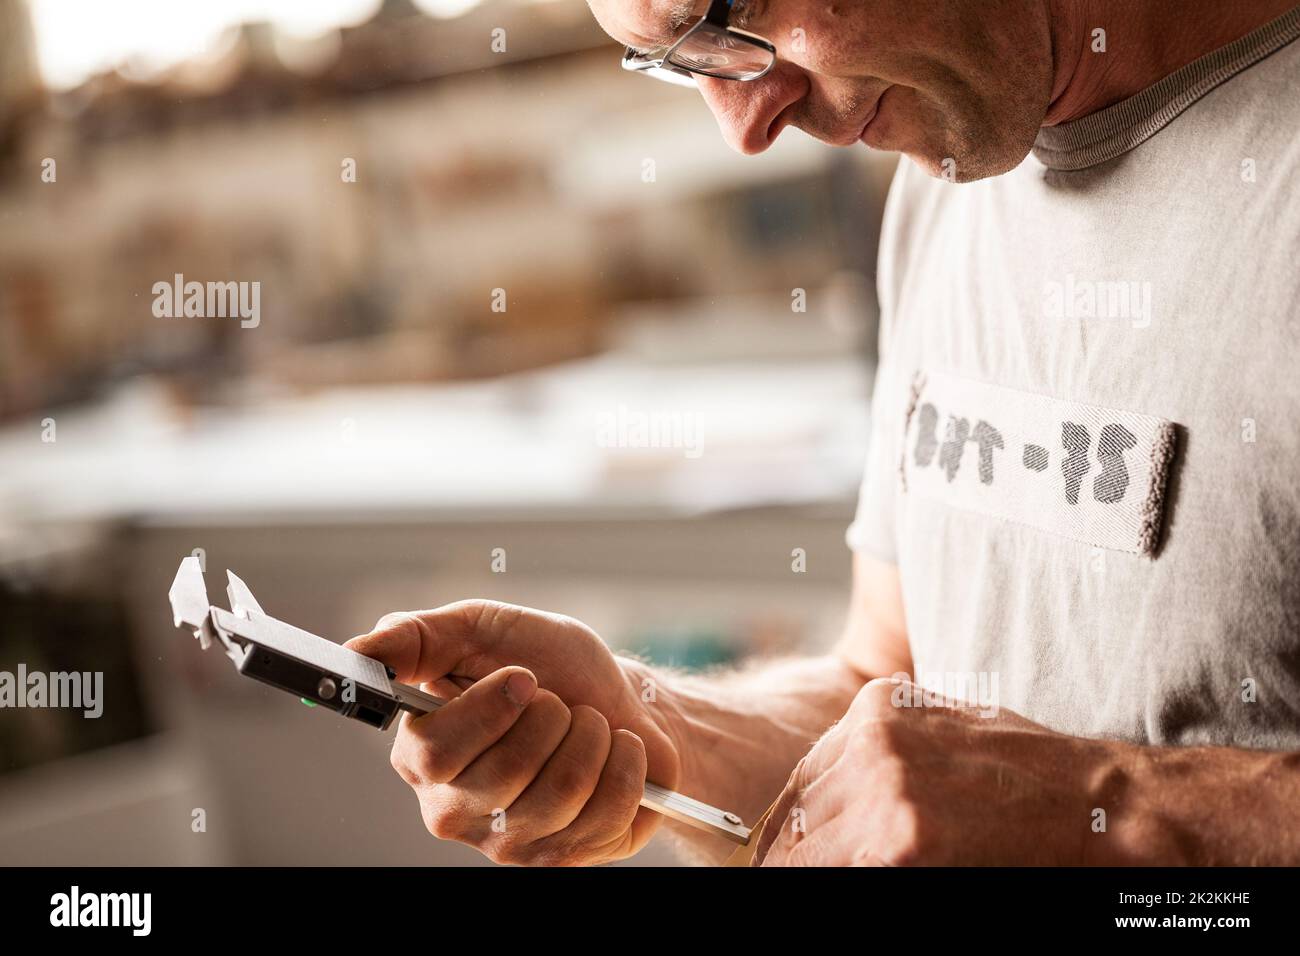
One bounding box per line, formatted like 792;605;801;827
0;0;897;865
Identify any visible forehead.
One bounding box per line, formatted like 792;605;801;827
590;0;705;51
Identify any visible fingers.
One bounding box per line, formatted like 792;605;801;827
754;723;853;866
766;808;849;866
537;728;646;859
505;704;612;835
467;708;644;865
418;713;647;866
448;689;574;817
757;762;858;866
390;666;537;786
391;668;648;865
754;755;810;864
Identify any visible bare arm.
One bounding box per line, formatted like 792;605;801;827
1089;743;1300;865
644;553;910;863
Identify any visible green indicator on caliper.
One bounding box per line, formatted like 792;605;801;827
300;698;317;707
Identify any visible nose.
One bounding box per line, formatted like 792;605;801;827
696;64;807;155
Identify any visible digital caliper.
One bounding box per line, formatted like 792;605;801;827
168;555;751;845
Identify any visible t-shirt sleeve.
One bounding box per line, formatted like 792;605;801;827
844;356;904;562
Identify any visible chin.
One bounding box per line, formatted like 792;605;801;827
896;124;1038;182
874;89;1041;183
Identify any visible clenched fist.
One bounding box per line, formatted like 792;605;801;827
754;678;1130;866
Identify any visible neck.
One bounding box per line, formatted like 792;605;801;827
1042;0;1298;125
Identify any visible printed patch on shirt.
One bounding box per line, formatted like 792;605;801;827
900;370;1177;556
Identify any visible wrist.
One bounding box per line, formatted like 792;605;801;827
615;657;691;769
615;656;762;816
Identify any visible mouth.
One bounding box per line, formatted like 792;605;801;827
859;86;892;144
774;85;893;150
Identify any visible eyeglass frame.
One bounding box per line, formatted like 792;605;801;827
620;0;777;86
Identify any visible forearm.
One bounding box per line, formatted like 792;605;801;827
1094;742;1300;865
629;654;866;863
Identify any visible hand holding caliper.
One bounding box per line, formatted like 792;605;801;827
168;557;750;862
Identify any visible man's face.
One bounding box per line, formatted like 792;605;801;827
588;0;1055;181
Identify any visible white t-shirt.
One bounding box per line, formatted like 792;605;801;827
844;7;1300;747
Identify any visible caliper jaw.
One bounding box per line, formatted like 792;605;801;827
168;555;246;665
168;556;404;729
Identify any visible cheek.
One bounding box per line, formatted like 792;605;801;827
766;7;877;78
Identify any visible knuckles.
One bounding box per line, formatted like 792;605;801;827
372;609;419;633
418;792;472;843
431;806;588;867
569;703;609;735
485;831;564;867
541;760;590;805
396;730;452;784
852;677;912;721
389;743;421;786
526;688;572;725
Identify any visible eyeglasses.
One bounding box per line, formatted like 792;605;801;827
621;0;777;88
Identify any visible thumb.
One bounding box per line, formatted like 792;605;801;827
345;611;429;684
345;600;520;685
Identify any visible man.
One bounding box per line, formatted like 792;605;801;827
348;0;1300;865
